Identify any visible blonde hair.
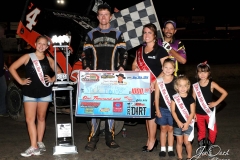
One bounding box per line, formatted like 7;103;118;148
174;75;191;93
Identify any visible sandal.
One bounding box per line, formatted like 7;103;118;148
186;158;191;160
177;158;183;160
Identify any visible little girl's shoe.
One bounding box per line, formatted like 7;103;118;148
168;150;175;157
159;151;166;157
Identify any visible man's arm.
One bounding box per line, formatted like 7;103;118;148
82;34;93;70
116;33;128;71
162;40;187;64
169;41;186;64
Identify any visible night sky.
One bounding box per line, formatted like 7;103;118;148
1;0;238;25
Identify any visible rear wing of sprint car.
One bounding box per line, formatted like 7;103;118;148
16;0;82;82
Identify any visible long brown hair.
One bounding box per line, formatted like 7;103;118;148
142;23;158;49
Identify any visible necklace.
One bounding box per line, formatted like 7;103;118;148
145;46;153;54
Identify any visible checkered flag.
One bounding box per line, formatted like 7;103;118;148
110;0;162;50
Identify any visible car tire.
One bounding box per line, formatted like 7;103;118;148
7;81;25;121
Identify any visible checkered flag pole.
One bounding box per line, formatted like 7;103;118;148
110;0;163;50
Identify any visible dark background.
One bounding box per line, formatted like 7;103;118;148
1;0;239;65
1;0;239;24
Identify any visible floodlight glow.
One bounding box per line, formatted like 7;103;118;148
57;0;65;4
51;35;71;45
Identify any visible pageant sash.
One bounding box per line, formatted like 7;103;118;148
156;77;171;111
173;93;195;141
29;53;51;87
193;82;216;131
136;47;156;83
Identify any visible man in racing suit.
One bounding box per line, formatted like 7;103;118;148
159;20;187;76
81;4;128;152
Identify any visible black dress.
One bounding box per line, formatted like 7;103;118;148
142;45;168;119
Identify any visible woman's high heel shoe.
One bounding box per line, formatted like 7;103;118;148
142;139;158;152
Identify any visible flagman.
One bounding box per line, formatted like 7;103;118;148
158;20;187;76
81;4;128;152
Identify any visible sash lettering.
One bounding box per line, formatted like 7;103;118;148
193;82;215;130
29;53;51;87
136;47;156;83
173;93;195;141
156;77;171;110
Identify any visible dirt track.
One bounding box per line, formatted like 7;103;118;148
0;63;239;159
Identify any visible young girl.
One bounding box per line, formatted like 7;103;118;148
9;36;61;157
155;58;176;157
192;61;228;155
171;75;195;160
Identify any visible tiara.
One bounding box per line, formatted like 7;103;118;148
168;56;175;61
178;74;185;77
197;61;210;68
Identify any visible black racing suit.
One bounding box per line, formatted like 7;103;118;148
82;26;128;70
82;26;128;142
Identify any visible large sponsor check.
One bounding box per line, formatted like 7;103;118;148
75;71;151;118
